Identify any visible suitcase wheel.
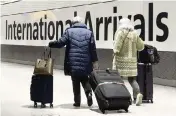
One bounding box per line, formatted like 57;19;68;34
129;98;132;105
100;109;105;114
34;102;37;108
50;103;53;108
151;99;153;103
125;109;128;112
41;103;46;108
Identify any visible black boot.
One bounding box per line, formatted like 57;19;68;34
73;103;80;107
87;93;93;107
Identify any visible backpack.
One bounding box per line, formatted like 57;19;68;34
138;44;160;64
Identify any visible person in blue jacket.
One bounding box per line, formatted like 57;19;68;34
48;16;99;107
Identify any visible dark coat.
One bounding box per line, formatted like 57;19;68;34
49;23;98;76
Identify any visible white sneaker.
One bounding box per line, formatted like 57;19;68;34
136;93;143;106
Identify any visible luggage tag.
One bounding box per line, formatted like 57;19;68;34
147;49;154;54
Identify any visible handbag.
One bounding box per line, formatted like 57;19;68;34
33;47;54;75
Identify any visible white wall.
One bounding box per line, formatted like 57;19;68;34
1;0;176;51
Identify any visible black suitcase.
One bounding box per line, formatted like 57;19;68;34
30;74;53;108
137;63;153;103
89;69;132;114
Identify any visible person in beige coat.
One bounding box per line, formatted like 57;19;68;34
112;18;144;106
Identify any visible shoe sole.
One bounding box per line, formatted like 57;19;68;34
73;106;80;107
73;103;80;107
136;94;143;106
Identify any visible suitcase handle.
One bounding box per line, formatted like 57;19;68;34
42;47;52;59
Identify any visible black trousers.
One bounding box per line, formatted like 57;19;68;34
71;74;92;104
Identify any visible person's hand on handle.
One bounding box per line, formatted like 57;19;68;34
48;41;54;47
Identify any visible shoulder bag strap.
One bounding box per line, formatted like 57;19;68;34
113;30;130;57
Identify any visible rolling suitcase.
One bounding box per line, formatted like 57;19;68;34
30;74;53;108
137;63;153;103
89;69;132;114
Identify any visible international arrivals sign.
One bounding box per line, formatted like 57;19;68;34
1;1;176;52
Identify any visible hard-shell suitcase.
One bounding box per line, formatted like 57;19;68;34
30;74;53;108
89;69;132;114
137;63;153;103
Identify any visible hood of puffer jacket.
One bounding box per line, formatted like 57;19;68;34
71;23;87;29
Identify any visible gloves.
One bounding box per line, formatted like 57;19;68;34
48;41;55;47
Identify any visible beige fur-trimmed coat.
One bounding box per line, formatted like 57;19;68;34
112;29;144;77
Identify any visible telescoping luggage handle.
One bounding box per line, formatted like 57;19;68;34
42;47;52;59
94;68;113;73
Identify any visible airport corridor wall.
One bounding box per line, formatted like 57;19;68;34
1;44;176;87
1;0;176;87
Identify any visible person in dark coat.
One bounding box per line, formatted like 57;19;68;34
48;16;98;107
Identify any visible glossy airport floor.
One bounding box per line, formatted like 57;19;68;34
1;62;176;116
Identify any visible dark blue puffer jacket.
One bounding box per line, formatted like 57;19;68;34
49;23;98;76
